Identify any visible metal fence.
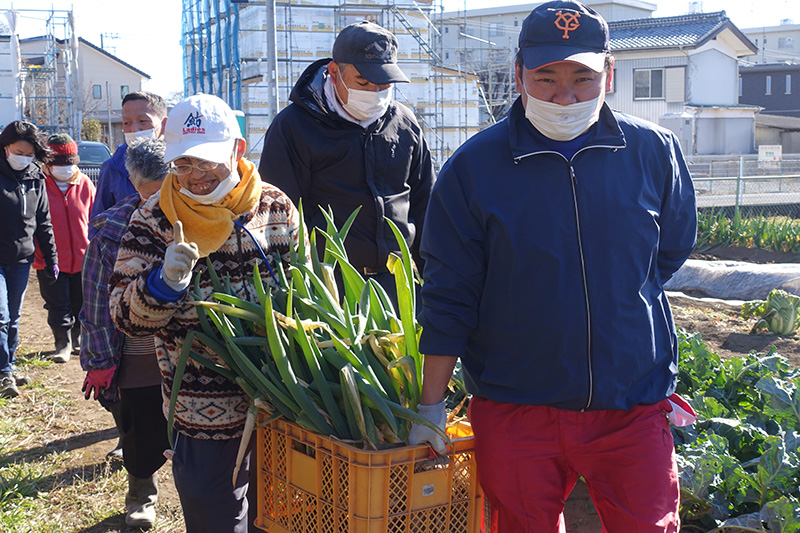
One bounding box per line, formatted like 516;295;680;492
79;165;101;185
688;154;800;218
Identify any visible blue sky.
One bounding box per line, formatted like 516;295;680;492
6;0;797;98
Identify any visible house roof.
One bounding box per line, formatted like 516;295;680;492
609;11;757;56
19;35;150;79
740;62;800;73
755;113;800;131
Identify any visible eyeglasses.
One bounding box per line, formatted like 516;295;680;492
169;159;220;176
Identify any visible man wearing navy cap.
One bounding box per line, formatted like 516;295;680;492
259;21;434;296
409;1;697;531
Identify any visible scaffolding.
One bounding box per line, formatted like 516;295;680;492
12;7;80;137
180;0;482;165
442;4;518;126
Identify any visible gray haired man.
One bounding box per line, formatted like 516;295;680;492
80;137;170;528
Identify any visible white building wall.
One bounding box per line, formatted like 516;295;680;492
686;46;738;106
605;54;688;124
0;36;16;128
695;116;753;155
78;43;147;146
589;1;655;21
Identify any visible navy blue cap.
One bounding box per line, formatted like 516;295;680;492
519;1;610;73
332;21;410;84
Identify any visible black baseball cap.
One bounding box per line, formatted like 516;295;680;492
332;21;410;84
519;0;610;73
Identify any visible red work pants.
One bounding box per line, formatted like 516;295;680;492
469;397;679;533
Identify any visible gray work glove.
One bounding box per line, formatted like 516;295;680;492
162;220;199;292
407;400;447;454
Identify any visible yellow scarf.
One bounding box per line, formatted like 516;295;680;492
159;158;263;257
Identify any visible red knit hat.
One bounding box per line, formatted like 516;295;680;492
46;134;79;166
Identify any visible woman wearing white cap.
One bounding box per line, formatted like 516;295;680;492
110;94;305;532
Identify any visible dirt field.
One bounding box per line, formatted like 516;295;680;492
11;245;800;532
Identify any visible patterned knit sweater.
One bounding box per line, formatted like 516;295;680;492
110;181;302;440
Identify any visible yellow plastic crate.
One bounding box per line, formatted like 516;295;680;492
255;417;483;533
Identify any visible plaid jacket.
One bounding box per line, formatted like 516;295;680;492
79;193;139;374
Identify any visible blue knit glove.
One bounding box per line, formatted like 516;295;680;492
407;401;447;454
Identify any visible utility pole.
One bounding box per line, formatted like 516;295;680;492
105;80;113;148
265;0;278;124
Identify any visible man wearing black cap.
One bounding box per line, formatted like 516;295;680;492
409;1;697;531
259;21;434;295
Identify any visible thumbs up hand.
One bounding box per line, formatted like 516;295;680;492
162;220;200;292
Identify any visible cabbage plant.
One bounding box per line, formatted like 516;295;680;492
742;289;800;336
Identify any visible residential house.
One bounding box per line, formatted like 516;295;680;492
440;3;768;155
753;113;800;154
440;0;657;122
739;62;799;117
606;12;759;155
18;36;149;145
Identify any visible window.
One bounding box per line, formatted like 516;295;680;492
766;75;772;95
120;85;129;98
514;19;519;27
489;23;502;37
738;76;742;97
778;37;794;49
787;74;792;95
606;68;616;93
634;68;664;99
92;84;101;99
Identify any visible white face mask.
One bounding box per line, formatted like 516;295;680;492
50;165;79;182
179;169;240;205
339;80;392;123
5;149;33;171
524;90;605;142
124;128;156;146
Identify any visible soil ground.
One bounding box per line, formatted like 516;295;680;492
11;245;800;532
14;270;183;532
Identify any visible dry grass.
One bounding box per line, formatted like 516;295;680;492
0;352;184;533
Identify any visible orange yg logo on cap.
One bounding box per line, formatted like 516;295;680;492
553;10;581;39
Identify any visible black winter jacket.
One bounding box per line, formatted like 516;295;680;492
0;155;57;266
259;58;435;272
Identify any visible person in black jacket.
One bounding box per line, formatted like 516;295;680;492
0;121;58;398
259;21;435;301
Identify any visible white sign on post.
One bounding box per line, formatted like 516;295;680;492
758;145;782;162
758;145;782;169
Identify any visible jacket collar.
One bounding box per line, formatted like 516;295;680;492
508;96;626;162
0;156;43;182
290;58;391;132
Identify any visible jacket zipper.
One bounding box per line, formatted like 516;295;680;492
566;164;594;410
513;145;622;410
21;181;28;217
63;186;75;272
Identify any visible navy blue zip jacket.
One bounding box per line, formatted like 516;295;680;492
418;98;697;411
89;143;136;238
